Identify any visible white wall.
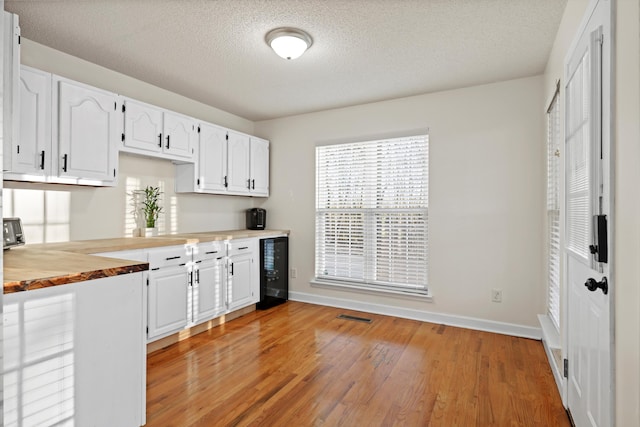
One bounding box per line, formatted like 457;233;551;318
255;76;545;329
3;39;262;242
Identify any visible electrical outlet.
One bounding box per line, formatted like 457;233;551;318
290;268;298;279
491;289;503;303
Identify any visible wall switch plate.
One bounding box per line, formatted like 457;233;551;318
290;268;297;279
491;289;503;303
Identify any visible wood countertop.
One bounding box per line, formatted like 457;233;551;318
4;229;289;294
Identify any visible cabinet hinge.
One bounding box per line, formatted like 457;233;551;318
146;326;149;334
16;145;19;154
563;358;568;378
113;168;116;177
146;277;149;286
114;101;117;111
121;133;125;142
197;126;200;133
18;35;21;45
226;133;229;141
122;104;126;113
197;178;200;186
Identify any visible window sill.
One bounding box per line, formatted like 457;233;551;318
310;278;432;300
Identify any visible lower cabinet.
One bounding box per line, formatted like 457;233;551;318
3;273;146;427
147;264;190;339
192;244;227;324
227;239;259;311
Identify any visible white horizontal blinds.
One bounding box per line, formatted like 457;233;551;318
565;50;591;261
547;88;561;331
315;135;428;292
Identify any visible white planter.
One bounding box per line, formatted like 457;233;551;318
143;227;158;237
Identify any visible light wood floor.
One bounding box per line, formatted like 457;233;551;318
146;302;569;426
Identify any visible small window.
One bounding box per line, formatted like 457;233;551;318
315;134;429;295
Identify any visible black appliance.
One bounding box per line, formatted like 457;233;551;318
246;208;266;230
257;236;288;309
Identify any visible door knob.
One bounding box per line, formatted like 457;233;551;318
585;277;608;295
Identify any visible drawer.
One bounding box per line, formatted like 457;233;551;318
228;238;257;257
147;245;191;269
193;241;225;260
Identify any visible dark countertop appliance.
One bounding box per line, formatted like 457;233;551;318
4;217;25;250
246;208;266;230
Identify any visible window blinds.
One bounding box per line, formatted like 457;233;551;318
547;87;561;331
315;135;429;293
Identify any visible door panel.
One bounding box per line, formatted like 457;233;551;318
565;1;611;426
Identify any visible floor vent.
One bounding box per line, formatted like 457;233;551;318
337;314;373;323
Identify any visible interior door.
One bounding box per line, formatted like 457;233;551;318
565;1;612;426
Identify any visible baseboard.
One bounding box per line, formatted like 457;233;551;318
289;291;542;340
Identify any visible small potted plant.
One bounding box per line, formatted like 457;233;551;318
140;185;163;237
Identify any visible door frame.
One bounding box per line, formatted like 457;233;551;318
561;0;615;423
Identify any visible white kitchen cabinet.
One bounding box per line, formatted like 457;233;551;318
2;11;20;173
55;76;119;184
227;239;259;311
7;66;51;176
147;245;191;341
227;130;251;194
122;98;164;153
3;273;146;427
250;136;270;196
197;123;229;192
192;241;227;323
121;98;195;162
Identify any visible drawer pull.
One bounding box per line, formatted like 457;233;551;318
238;246;249;250
165;256;181;260
205;250;218;254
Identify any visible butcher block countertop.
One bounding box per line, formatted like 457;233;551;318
4;229;288;294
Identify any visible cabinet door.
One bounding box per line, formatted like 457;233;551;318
193;257;226;323
163;111;195;160
57;79;118;182
123;98;163;153
250;137;269;196
227;252;255;311
147;266;189;340
227;131;251;194
198;123;228;192
13;66;51;175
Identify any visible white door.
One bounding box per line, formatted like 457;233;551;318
198;123;228;192
250;137;270;196
57;79;118;182
147;266;189;340
565;1;612;426
193;257;226;323
14;66;51;175
123;98;163;153
227;131;251;194
163;111;194;160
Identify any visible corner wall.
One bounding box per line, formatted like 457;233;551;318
255;75;545;330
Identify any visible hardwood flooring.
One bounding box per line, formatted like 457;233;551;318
146;302;569;426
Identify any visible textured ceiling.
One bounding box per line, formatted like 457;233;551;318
5;0;568;121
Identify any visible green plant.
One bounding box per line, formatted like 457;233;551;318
141;186;163;228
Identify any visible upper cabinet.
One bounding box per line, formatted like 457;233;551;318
56;77;119;183
122;98;195;162
8;66;51;176
4;67;118;186
2;12;20;173
175;128;269;197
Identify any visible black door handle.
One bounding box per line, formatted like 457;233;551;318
40;150;45;170
62;154;68;172
585;277;608;295
166;135;170;149
158;133;162;147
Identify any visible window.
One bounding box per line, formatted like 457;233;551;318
315;134;429;295
547;84;561;331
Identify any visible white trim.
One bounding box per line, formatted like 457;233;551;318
290;291;541;340
539;314;565;401
311;278;432;299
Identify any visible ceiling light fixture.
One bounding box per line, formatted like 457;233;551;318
265;27;313;60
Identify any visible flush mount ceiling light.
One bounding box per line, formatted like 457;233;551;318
265;27;313;60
